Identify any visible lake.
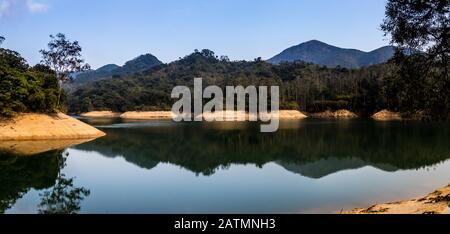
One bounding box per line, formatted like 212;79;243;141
2;118;450;214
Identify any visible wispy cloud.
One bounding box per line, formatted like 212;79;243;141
26;0;48;13
0;0;49;18
0;0;11;18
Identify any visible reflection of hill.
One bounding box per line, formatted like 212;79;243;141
276;158;397;179
0;151;61;213
75;121;450;177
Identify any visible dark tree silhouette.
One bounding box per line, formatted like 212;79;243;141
381;0;450;117
0;36;4;45
381;0;449;65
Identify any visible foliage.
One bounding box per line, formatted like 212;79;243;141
0;48;61;117
40;33;90;83
382;0;450;118
68;50;393;116
40;33;90;108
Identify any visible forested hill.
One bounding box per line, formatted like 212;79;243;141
73;53;162;85
68;49;393;115
268;40;397;68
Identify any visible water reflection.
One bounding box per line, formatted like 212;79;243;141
0;151;90;214
0;139;97;156
75;119;450;177
38;174;90;214
2;119;450;214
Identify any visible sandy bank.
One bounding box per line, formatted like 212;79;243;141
343;185;450;214
198;111;256;121
120;111;174;119
311;109;358;119
81;111;122;118
0;113;105;141
119;110;308;121
372;110;402;121
199;110;308;121
260;110;308;119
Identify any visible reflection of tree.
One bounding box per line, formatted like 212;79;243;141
75;121;450;176
0;151;60;213
38;176;90;214
37;152;90;214
0;150;90;214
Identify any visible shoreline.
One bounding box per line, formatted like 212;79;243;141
80;109;433;121
80;111;122;118
0;113;106;141
80;110;309;120
343;185;450;214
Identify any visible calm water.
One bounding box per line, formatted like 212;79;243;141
1;118;450;214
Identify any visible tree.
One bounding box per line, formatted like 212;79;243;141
0;36;4;46
40;33;90;108
381;0;450;117
0;48;60;117
382;0;449;67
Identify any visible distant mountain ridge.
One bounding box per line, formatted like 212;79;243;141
74;53;162;85
268;40;398;68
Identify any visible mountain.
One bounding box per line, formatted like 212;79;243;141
96;64;120;73
268;40;397;68
120;54;163;74
74;54;162;85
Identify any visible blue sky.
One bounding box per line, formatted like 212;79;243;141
0;0;388;69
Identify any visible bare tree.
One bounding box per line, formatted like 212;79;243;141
40;33;90;108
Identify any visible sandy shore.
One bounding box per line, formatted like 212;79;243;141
80;111;122;118
372;110;402;121
0;113;105;141
311;109;358;119
120;111;174;119
119;110;308;121
266;110;308;119
343;185;450;214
